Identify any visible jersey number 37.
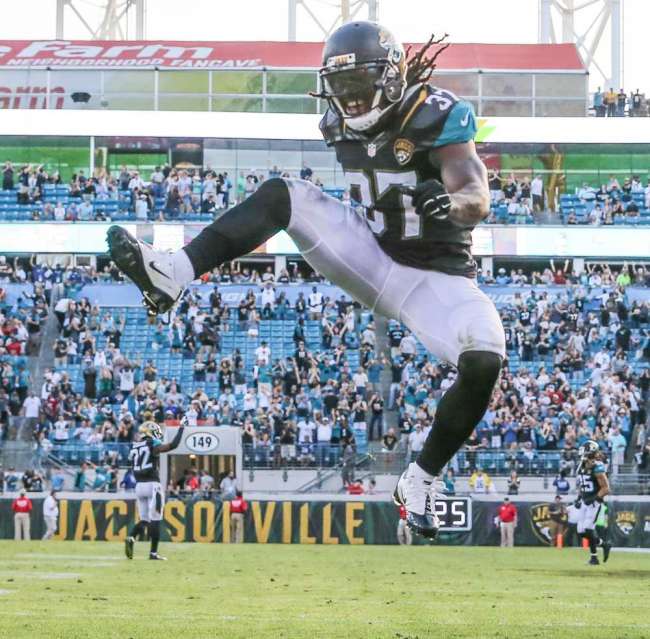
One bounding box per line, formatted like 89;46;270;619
344;170;422;240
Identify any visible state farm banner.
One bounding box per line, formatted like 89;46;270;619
0;40;324;69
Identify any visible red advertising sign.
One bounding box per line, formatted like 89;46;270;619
0;40;585;70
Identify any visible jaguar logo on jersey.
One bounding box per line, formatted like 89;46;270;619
615;510;637;536
529;503;554;545
393;138;415;165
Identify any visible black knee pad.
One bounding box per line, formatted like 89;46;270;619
458;351;502;389
254;177;291;227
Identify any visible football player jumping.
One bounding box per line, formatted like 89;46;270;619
107;22;505;539
575;440;612;565
126;418;185;560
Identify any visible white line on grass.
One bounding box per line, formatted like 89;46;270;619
15;554;121;561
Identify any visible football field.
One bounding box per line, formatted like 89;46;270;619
0;541;648;639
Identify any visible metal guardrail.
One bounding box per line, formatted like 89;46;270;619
40;441;644;483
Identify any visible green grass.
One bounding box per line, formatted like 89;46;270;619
0;541;648;639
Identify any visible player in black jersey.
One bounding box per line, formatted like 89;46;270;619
125;418;185;560
575;440;612;565
107;21;504;539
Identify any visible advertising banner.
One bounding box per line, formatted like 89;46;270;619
2;498;649;547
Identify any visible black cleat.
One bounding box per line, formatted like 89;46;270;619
602;541;611;563
149;552;167;561
106;225;182;315
125;536;134;560
588;555;600;566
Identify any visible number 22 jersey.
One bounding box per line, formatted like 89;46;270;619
320;83;479;278
129;438;161;482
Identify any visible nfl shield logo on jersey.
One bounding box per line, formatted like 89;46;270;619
367;143;377;158
393;138;415;165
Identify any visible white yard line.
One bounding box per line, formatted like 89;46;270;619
15;553;121;561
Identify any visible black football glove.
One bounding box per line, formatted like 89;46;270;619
399;179;452;221
582;496;595;506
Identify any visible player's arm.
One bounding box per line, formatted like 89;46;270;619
594;470;610;501
153;418;186;454
430;141;490;227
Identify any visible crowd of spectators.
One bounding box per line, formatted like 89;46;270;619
4;159;650;227
1;252;649;490
592;87;648;117
486;171;650;225
389;272;649;478
0;161;326;223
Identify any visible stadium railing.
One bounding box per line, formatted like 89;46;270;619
46;440;619;480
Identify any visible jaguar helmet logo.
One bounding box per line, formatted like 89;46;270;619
393;138;415;165
529;503;554;545
615;511;637;536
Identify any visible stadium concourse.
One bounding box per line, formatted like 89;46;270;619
0;254;648;498
3;161;650;226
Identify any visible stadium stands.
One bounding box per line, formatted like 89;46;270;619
2;161;650;225
3;261;642;485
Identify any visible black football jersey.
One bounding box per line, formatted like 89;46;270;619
129;438;161;482
320;83;479;277
577;461;606;500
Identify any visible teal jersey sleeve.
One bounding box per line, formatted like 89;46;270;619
593;462;606;475
152;438;162;447
431;100;477;148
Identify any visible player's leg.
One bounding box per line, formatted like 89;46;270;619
107;178;393;315
596;522;611;562
578;504;600;564
397;271;504;476
148;483;166;560
127;482;152;559
391;269;504;537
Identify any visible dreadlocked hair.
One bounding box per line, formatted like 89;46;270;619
404;33;450;89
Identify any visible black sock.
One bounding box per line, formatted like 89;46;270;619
130;520;148;540
183;178;291;276
416;351;501;476
149;520;160;554
586;530;599;554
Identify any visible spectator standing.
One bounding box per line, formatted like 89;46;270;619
608;426;627;475
396;504;412;545
531;175;544;212
553;471;570;495
593;87;605;117
368;392;384;440
42;490;59;540
12;490;32;540
469;467;493;494
220;470;237;500
2;161;14;190
308;286;324;319
230;490;248;543
605;87;617;117
507;469;520;495
497;497;517;548
616;88;627;116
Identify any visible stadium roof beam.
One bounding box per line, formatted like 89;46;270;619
55;0;146;40
538;0;622;89
288;0;378;41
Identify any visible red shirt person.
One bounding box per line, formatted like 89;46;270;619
230;490;248;543
12;491;32;540
497;497;517;548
